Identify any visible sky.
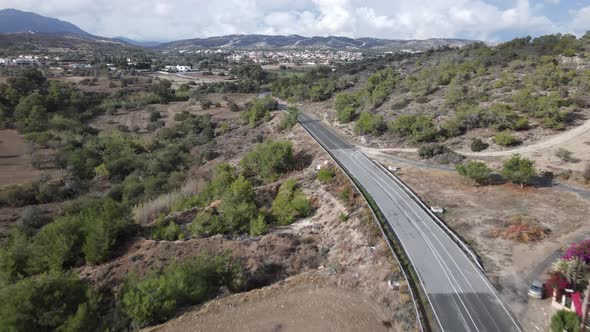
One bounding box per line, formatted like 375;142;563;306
1;0;589;42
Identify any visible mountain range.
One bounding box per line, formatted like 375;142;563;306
0;8;90;36
0;8;475;51
157;34;474;51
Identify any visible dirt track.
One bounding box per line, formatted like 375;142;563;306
358;117;590;157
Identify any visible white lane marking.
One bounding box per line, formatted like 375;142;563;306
345;151;480;332
302;116;458;330
351;152;497;331
301;114;521;331
366;155;522;331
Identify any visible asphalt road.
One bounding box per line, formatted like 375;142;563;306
298;112;522;332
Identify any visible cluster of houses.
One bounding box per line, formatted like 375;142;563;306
0;55;43;67
0;54;96;70
226;50;363;65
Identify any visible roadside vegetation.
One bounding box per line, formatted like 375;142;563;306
328;33;590;152
0;68;312;331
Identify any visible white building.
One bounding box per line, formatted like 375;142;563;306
176;65;191;72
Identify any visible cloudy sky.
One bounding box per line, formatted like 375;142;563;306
2;0;589;42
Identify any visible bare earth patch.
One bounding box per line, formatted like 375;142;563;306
145;273;392;332
80;116;417;331
388;166;590;331
0;129;60;187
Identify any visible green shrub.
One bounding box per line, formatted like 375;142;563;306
0;184;37;207
219;176;259;234
389;114;438;142
550;310;580;332
190;209;225;237
337;106;357;123
243;96;277;127
149;111;161;122
470;138;489;152
317;168;335;183
338;212;348;222
355;111;385;136
151;215;183;241
277;106;299;131
249;213;267;236
189;175;260;237
418;143;447;159
174;111;194;122
240;140;294;181
120;255;241;327
339;187;351;203
334;93;360;123
0;273;99;332
271;179;312;226
494;131;520;147
456;161;492;185
501;154;536;188
25;198;130;272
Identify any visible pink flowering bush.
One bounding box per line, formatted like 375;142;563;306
562;240;590;263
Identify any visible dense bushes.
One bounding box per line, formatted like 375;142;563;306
243;96;277;127
151;215;183;241
334;93;360;123
271;65;351;102
0;272;99;332
184;168;262;237
0;198;130;284
418;143;447;159
470;138;489;152
271;179;313;226
277;105;300;131
240;140;295;181
494;131;520;147
317;167;335;183
120;255;242;328
513;90;570;130
0;72;98;132
0;180;73;207
389;114;437;142
550;310;580;332
355;111;385;136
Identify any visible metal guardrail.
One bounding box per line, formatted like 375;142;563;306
297;115;427;332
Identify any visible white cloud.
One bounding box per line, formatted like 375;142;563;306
570;5;590;36
0;0;581;41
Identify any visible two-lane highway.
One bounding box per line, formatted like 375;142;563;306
298;112;521;332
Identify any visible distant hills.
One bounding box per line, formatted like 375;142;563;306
0;8;90;36
113;37;161;48
0;9;475;52
156;34;475;51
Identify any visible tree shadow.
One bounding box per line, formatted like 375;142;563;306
294;150;313;171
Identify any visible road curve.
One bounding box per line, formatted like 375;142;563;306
298;112;522;332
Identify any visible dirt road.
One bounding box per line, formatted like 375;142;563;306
360;117;590;158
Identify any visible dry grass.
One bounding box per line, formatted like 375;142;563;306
132;177;201;225
489;215;551;243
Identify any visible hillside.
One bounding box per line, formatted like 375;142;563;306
157;34;475;51
0;9;90;36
